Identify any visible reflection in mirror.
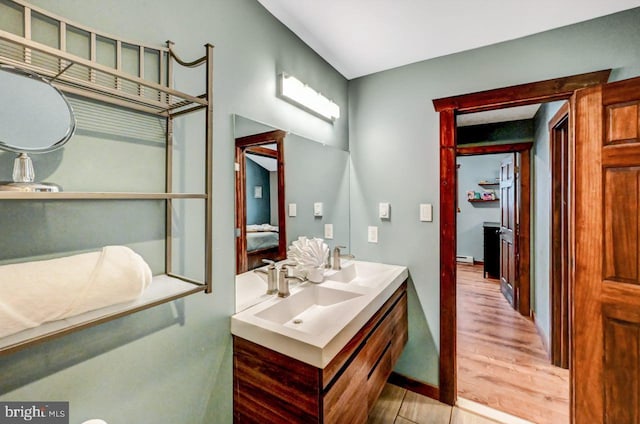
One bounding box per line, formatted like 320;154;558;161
234;115;350;312
0;65;76;192
235;130;286;274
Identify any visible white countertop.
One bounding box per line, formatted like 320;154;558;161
231;260;408;368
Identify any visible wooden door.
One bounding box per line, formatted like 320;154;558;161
500;154;518;308
573;76;640;423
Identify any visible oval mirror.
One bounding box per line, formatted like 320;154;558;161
0;65;76;192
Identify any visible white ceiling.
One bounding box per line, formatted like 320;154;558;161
258;0;640;79
457;104;541;127
247;153;277;172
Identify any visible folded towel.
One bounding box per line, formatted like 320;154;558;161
0;246;152;338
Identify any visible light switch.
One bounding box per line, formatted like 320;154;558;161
324;224;334;239
288;203;297;217
314;202;323;217
368;226;378;243
420;203;433;222
379;202;390;220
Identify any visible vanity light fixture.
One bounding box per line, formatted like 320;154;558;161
279;73;340;122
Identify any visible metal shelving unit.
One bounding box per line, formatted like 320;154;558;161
0;0;213;354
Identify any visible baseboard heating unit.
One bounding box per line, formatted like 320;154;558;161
456;255;474;264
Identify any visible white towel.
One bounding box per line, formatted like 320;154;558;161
0;245;152;338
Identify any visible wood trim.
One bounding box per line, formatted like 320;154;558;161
389;372;440;400
235;145;247;274
549;102;571;369
436;71;608;408
517;149;531;316
246;146;277;158
456;141;532;156
235;130;287;274
572;84;604;423
439;109;457;406
277;142;287;262
433;69;611;113
235;130;286;148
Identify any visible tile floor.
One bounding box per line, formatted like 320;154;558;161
368;384;505;424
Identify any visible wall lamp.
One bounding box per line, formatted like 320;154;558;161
278;73;340;122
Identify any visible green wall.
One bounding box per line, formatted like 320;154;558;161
3;1;640;419
0;1;348;423
456;154;504;262
245;156;272;225
530;101;564;350
348;7;640;385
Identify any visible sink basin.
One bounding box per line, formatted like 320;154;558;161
231;260;408;368
255;285;362;334
327;261;400;287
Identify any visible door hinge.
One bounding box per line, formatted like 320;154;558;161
234;162;240;172
514;165;520;174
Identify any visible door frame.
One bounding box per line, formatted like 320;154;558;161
235;130;287;274
549;102;571;368
432;69;611;406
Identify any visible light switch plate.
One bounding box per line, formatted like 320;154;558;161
314;202;323;217
368;226;378;243
288;203;297;217
324;224;334;239
379;202;390;219
420;203;433;222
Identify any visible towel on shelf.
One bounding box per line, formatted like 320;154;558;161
0;245;152;338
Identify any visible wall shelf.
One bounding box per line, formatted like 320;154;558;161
468;199;499;203
0;0;214;354
478;183;499;187
0;192;207;200
0;274;205;355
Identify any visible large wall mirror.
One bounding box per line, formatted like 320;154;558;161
234;115;350;308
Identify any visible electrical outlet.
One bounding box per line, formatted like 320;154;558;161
288;203;297;217
368;226;378;243
314;202;323;217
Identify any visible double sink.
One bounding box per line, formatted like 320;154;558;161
231;260;408;368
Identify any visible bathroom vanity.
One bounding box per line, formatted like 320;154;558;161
232;261;408;423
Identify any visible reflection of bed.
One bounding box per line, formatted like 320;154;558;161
247;231;279;252
246;225;280;270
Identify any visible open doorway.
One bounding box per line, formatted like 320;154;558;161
432;70;611;414
454;105;570;423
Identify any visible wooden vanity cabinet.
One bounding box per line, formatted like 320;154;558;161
233;281;408;423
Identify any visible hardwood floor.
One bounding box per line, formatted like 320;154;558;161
456;264;569;424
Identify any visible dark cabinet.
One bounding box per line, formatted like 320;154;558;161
483;222;500;279
233;282;408;423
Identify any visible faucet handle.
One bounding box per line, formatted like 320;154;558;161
261;259;276;269
333;245;346;253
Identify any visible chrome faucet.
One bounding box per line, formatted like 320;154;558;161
332;246;355;270
254;259;278;295
278;263;305;298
